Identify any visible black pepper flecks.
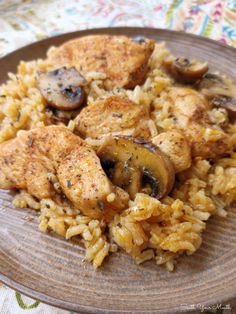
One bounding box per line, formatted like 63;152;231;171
67;180;72;188
96;200;105;211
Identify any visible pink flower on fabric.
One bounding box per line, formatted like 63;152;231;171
212;2;223;23
189;5;201;15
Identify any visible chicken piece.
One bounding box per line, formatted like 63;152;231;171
159;87;231;159
74;96;151;139
167;87;211;126
0;126;129;220
152;130;191;173
47;35;155;89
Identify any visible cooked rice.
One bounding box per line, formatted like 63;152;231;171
2;42;236;270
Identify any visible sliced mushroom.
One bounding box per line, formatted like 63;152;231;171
97;136;175;200
164;57;208;84
38;67;87;111
210;95;236;118
132;36;148;44
197;73;230;96
197;73;236;118
45;107;80;125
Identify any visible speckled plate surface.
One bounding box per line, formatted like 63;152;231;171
0;27;236;314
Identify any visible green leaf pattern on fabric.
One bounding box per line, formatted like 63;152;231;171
15;292;40;310
201;18;214;37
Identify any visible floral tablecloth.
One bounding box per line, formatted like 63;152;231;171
0;0;236;313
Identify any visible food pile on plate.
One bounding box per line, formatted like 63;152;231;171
0;35;236;270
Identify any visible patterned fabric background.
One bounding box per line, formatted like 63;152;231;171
0;0;236;313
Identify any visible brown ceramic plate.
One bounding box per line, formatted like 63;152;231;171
0;27;236;314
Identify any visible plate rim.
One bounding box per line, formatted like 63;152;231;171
1;271;236;314
0;26;236;313
1;26;236;61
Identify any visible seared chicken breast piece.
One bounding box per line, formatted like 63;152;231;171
152;130;191;173
0;126;129;220
74;96;151;139
47;35;155;89
157;87;231;159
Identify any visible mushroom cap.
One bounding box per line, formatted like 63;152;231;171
38;67;87;111
97;136;175;200
164;57;208;84
197;73;236;119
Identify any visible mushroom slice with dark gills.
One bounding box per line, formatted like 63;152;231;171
163;57;208;84
38;67;87;111
131;36;149;44
210;95;236;118
45;107;80;125
197;73;236;119
97;136;175;200
197;73;229;93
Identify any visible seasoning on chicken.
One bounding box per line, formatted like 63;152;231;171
152;130;191;173
74;96;151;139
0;126;129;220
47;35;155;89
158;87;232;159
